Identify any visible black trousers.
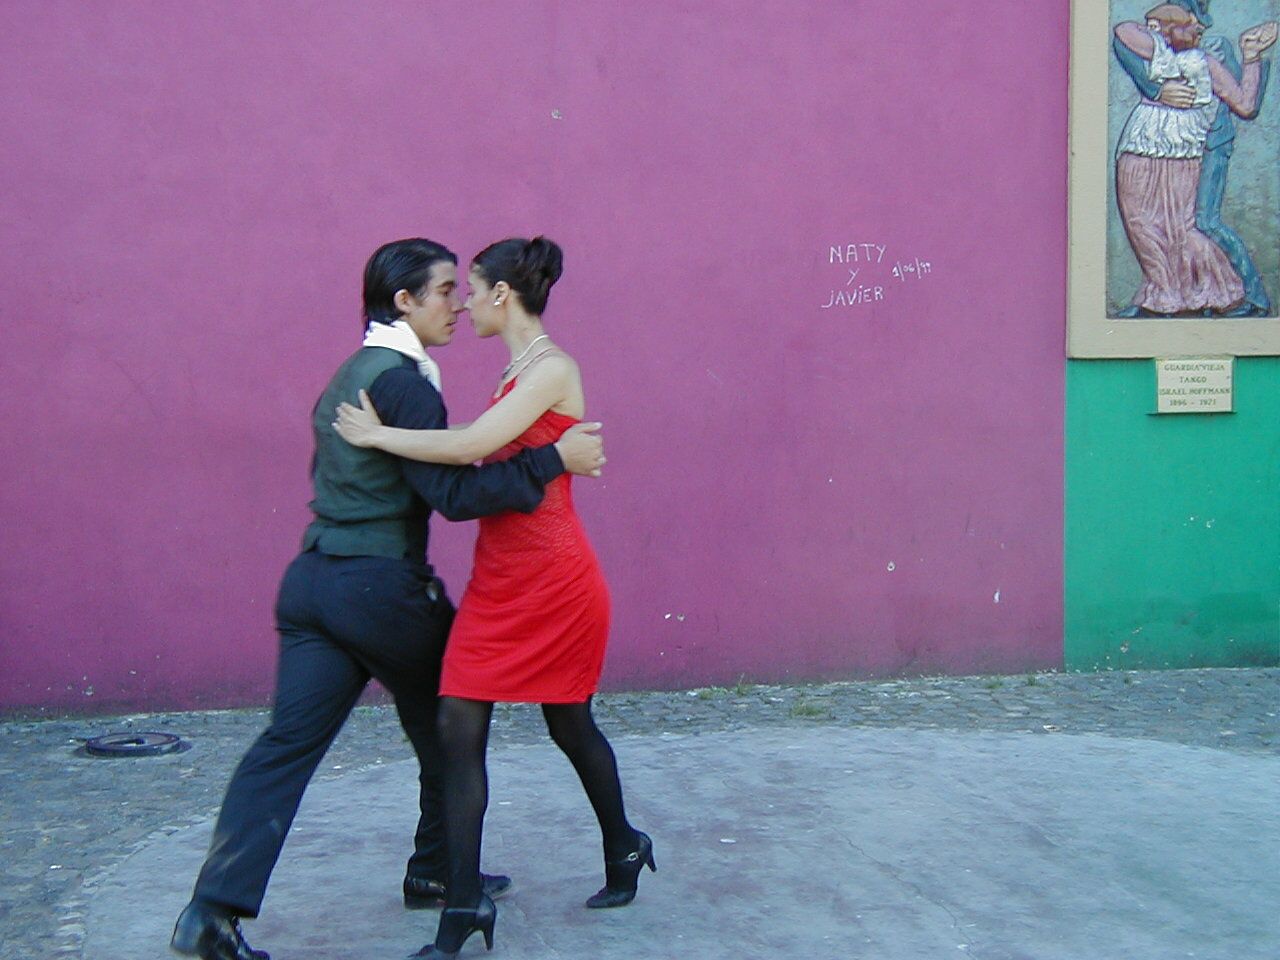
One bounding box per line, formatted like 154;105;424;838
192;550;454;917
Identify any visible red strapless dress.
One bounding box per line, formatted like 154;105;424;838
439;379;610;703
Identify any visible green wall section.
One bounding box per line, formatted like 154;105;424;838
1065;357;1280;670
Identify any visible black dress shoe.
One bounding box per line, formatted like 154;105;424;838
170;901;268;960
404;873;512;909
1220;302;1271;318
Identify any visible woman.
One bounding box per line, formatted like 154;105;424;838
1113;7;1275;315
334;237;653;958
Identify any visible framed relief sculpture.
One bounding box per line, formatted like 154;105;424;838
1069;0;1280;357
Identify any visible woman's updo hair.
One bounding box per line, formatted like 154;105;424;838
362;238;457;328
472;236;563;316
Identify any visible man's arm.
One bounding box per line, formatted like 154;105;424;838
367;367;561;521
1113;33;1161;99
1114;30;1202;107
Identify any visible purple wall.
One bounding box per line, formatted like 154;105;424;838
1;2;1068;713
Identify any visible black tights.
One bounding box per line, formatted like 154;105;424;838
437;695;637;907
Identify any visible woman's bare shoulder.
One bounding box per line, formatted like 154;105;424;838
521;347;585;416
523;347;579;381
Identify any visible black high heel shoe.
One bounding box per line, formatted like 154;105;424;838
409;893;496;958
585;831;656;909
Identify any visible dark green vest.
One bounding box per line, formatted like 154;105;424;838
302;347;428;560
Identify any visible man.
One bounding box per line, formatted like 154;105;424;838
171;238;605;960
1113;0;1273;316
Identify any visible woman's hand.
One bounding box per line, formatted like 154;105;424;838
1241;22;1279;63
333;390;386;448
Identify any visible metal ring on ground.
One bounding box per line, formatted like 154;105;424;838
84;732;188;758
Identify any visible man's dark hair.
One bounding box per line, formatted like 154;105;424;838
472;236;563;316
362;238;457;328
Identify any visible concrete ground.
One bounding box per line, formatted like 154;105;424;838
2;668;1277;960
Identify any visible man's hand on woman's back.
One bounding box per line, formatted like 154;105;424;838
556;422;606;478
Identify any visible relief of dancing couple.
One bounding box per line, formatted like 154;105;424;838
169;236;653;960
1112;1;1278;317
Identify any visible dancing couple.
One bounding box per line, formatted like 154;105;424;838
170;236;653;960
1112;2;1277;317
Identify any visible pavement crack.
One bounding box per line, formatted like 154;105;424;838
840;834;980;957
501;894;564;959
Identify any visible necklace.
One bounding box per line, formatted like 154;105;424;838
496;347;555;396
502;334;550;377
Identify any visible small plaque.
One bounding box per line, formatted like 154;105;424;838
1154;357;1233;414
